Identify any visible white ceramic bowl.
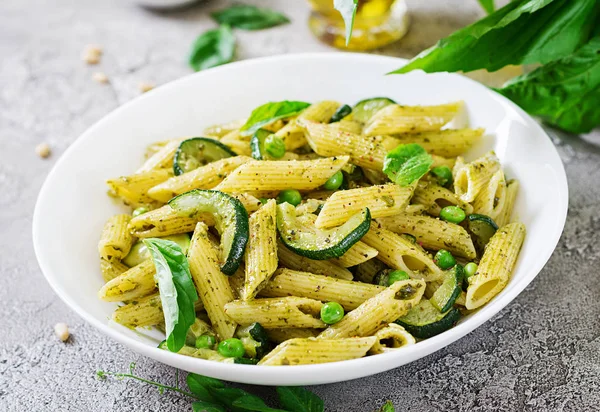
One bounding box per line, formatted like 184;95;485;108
33;53;568;386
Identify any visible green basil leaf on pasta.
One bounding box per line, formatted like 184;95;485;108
240;101;310;137
143;238;198;353
334;0;358;45
383;143;433;187
276;386;325;412
495;35;600;134
211;5;290;30
189;25;235;72
391;0;600;74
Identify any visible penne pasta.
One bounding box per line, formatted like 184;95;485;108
381;128;483;157
330;241;379;267
472;169;506;221
187;222;238;340
215;156;349;193
412;182;473;217
368;323;416;354
98;259;156;302
242;199;278;300
137;139;183;173
362;226;444;281
315;184;414;228
107;169;172;207
453;151;501;202
354;258;388;284
203;118;246;138
100;258;129;283
299;119;387;170
275;101;341;151
364;102;463;136
495;179;519;228
466;223;526;310
265;328;319;344
317;279;425;339
128;205;213;238
261;269;385;310
258;337;376;366
112;293;205;328
224;297;326;329
377;213;476;259
147;156;251;202
98;214;135;261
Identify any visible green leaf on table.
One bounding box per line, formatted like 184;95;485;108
192;401;227;412
383;144;433;187
334;0;358;45
143;238;198;353
378;400;396;412
231;395;288;412
240;101;310;137
495;35;600;133
391;0;600;74
477;0;495;14
277;386;324;412
211;5;290;30
186;374;224;403
189;25;235;72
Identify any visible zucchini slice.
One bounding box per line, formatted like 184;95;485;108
236;322;271;359
169;189;249;275
353;97;396;124
430;264;464;313
249;128;277;160
396;299;461;339
173;137;236;176
276;203;371;260
329;104;352;123
123;234;191;267
467;214;499;253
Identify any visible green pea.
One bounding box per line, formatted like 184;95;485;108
431;166;453;187
440;206;466;224
264;134;286;159
277;189;302;206
320;302;344;325
217;338;246;358
195;334;216;349
132;207;149;217
387;270;409;285
464;262;478;278
434;249;456;270
323;171;343;190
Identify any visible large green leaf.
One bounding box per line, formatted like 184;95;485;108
189;25;235;72
211;5;290;30
496;36;600;133
144;239;198;353
383;144;433;187
240;101;310;137
333;0;358;45
276;387;324;412
391;0;600;73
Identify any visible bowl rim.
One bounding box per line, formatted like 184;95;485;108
32;52;569;386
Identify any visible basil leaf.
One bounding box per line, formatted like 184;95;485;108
496;35;600;133
334;0;358;45
187;374;223;403
144;238;198;353
231;395;288;412
477;0;495;14
189;25;235;72
192;401;227;412
378;401;395;412
391;0;600;74
211;5;290;30
276;387;324;412
383;144;433;187
240;101;310;137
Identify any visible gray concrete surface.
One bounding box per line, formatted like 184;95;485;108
1;0;599;411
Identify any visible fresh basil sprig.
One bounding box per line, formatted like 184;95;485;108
334;0;358;45
391;0;600;74
477;0;496;14
240;101;311;137
144;238;198;353
212;5;290;30
495;35;600;134
277;387;324;412
383;144;433;187
189;25;235;72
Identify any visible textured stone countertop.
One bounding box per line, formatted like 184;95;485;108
1;0;599;411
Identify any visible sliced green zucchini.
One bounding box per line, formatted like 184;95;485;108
250;128;285;160
430;264;464;313
234;357;259;365
173;137;236;176
123;234;191;267
395;299;461;339
467;214;499;253
276;203;371;260
329;104;352;123
236;322;270;359
169;189;249;275
353;97;396;124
